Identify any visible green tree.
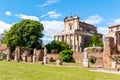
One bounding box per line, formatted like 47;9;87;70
3;19;44;52
89;34;103;47
45;40;71;53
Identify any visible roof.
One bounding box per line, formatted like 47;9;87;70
109;24;120;28
79;21;97;32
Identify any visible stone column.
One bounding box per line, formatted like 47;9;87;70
76;34;79;52
83;48;89;68
33;48;36;62
7;48;10;61
18;47;20;61
43;47;48;64
72;33;75;52
14;47;18;61
69;34;71;45
111;61;116;69
65;35;67;42
57;36;59;41
61;35;62;41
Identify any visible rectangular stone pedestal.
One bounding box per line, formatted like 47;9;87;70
83;59;89;68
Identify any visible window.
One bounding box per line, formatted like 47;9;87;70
111;29;113;32
69;23;72;30
116;27;119;30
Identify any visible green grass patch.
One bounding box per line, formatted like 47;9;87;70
0;61;120;80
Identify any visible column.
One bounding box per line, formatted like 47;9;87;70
61;35;62;41
43;47;48;64
15;47;19;62
83;48;89;68
76;34;79;52
79;35;82;52
69;34;71;45
64;34;67;42
7;48;10;61
73;33;75;52
33;48;36;62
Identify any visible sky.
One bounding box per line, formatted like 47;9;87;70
0;0;120;44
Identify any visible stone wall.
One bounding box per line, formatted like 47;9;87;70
72;52;83;62
0;44;9;54
47;54;59;61
35;50;44;61
103;37;115;68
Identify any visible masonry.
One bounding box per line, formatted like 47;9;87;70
54;15;102;52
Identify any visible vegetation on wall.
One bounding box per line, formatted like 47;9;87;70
3;19;44;52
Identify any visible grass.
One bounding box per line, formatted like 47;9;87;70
0;61;120;80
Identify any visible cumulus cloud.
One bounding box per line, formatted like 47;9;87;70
97;27;108;35
41;11;62;19
5;11;12;16
41;20;63;43
85;15;103;24
40;0;59;7
16;14;39;21
113;19;120;24
0;21;12;33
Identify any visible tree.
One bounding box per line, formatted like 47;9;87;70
45;40;71;53
3;19;44;52
89;34;103;47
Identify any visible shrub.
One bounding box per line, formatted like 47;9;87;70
59;50;73;62
89;55;97;64
0;53;7;59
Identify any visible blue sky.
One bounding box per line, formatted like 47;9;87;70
0;0;120;43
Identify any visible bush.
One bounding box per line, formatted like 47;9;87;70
59;50;73;62
89;55;97;64
0;53;7;59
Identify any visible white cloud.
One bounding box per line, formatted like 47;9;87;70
16;14;39;21
41;20;63;43
85;15;103;24
97;27;108;35
41;11;62;19
0;21;12;33
113;19;120;24
5;11;12;16
40;0;59;7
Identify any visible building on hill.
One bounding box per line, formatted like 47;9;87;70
54;15;102;52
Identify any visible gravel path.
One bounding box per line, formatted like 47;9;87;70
90;69;120;75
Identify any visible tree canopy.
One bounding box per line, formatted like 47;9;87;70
89;34;103;47
45;40;71;53
3;19;44;52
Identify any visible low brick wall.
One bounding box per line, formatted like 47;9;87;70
72;52;83;62
47;54;59;61
35;50;44;61
47;52;84;63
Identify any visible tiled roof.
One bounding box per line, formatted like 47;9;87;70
79;21;97;32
